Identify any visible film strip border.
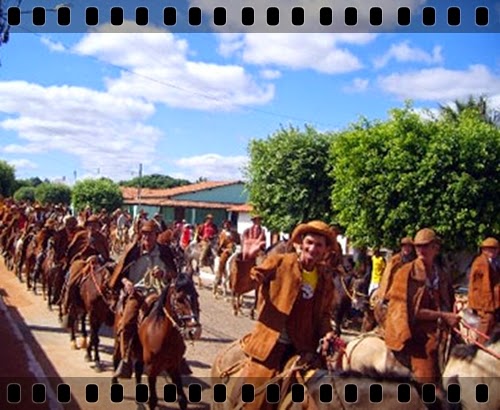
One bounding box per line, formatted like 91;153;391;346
1;380;492;405
3;2;500;33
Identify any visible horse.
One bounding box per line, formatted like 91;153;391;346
112;273;202;410
77;256;117;369
332;273;369;335
442;330;500;410
183;239;217;287
227;239;291;319
65;257;116;363
277;368;430;410
341;333;412;377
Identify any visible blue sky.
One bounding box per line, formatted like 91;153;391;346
1;0;500;184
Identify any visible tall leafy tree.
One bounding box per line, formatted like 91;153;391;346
0;160;16;197
439;95;499;126
35;182;72;205
330;104;500;252
245;125;334;233
119;174;191;189
13;186;36;202
72;178;123;213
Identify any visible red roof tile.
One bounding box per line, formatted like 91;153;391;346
227;203;253;213
120;180;242;200
123;198;237;209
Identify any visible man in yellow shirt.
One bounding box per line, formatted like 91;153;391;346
369;248;386;295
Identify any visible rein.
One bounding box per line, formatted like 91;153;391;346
453;320;500;360
88;263;116;314
340;275;366;302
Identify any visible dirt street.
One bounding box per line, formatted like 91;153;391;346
0;259;256;410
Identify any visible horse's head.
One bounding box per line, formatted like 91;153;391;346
163;273;202;341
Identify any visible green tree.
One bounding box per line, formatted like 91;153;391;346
439;95;498;126
13;186;36;202
0;160;16;197
330;103;500;252
34;182;72;205
119;174;191;189
245;125;334;233
72;178;123;213
12;176;44;193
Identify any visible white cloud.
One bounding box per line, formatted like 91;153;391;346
343;78;369;93
217;33;377;74
8;159;38;170
378;65;500;101
0;80;161;181
40;37;66;53
259;69;282;80
374;41;443;69
172;154;248;181
72;23;275;111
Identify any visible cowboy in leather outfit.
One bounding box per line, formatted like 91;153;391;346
60;214;110;326
233;220;337;410
109;220;179;379
384;228;459;384
467;237;500;343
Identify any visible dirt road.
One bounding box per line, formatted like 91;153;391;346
0;260;256;409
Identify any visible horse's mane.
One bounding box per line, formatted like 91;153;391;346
153;284;170;320
450;328;500;360
488;328;500;345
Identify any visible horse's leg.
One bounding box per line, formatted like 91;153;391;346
148;375;158;410
171;371;188;410
69;315;78;350
111;338;122;385
250;289;257;320
135;361;144;385
81;313;88;351
232;293;238;316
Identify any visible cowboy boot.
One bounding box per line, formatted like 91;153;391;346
113;334;133;379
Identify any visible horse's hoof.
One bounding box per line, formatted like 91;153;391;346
178;396;188;410
94;362;102;373
80;338;88;349
84;354;91;362
70;341;78;350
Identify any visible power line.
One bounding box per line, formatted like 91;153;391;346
13;25;341;130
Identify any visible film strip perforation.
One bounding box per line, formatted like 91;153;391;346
1;381;494;404
4;5;496;29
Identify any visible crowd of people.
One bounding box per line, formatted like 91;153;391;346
0;196;498;408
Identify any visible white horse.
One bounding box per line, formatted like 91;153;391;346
442;332;500;410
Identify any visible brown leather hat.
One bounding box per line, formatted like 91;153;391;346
290;220;335;248
141;220;159;233
400;236;414;245
481;237;499;249
413;228;438;245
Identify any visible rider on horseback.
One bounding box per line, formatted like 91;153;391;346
109;219;179;379
232;220;338;410
384;228;460;385
197;213;218;267
60;214;110;327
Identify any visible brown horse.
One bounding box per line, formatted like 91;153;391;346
65;257;116;367
78;257;116;369
112;273;201;410
227;239;292;319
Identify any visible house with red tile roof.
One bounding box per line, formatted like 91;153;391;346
121;180;253;228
